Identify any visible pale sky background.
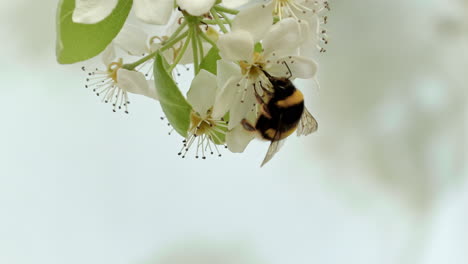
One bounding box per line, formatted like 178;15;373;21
0;0;466;264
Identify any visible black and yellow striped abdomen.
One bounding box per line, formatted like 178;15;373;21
256;89;304;141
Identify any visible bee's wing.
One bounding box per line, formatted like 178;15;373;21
261;114;286;167
296;107;318;136
260;139;286;167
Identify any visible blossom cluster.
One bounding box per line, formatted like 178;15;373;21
56;0;330;165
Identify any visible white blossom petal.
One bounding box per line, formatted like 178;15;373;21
212;75;242;120
177;0;216;16
226;124;255;153
228;81;256;130
268;56;318;79
187;70;218;116
216;60;241;92
222;0;250;9
298;18;320;58
217;30;254;62
134;0;174;25
263;18;302;57
101;42;116;65
232;3;273;42
72;0;118;24
114;24;148;56
117;69;158;99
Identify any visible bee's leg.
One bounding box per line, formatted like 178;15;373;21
261;104;272;119
253;83;272;119
253;85;272;119
254;90;266;104
253;83;267;103
259;81;273;97
241;119;256;132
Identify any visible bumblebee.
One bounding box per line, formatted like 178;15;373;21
241;67;318;166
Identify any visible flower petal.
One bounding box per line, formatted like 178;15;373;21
217;60;241;92
117;69;158;99
267;56;318;79
134;0;174;25
226;124;255;153
114;24;148;56
263;18;302;57
222;0;250;9
217;30;254;62
187;70;218;115
298;18;320;58
177;0;216;16
227;81;256;130
232;3;273;42
72;0;118;24
101;42;116;65
212;75;243;120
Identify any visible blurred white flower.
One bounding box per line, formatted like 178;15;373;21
177;0;217;16
265;0;330;55
222;0;252;9
72;0;174;25
178;70;228;158
114;24;162;56
266;0;329;20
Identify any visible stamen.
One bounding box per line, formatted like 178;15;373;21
176;111;227;159
82;60;133;113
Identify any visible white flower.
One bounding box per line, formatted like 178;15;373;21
83;44;158;113
264;0;331;55
222;0;252;9
214;17;317;130
178;70;228;158
114;24;162;56
177;0;217;16
265;0;328;20
72;0;174;25
113;23;167;79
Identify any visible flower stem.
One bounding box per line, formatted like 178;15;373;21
214;5;239;15
217;10;232;27
199;30;217;47
196;28;204;64
191;27;200;75
123;31;188;70
210;8;228;34
201;20;228;25
164;20;188;45
168;29;193;73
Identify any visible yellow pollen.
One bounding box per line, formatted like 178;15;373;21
239;52;266;78
190;111;216;136
106;58;123;82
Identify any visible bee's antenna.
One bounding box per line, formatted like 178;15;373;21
261;68;272;79
282;61;293;79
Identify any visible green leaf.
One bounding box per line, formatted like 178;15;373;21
254;42;263;53
200;47;221;75
154;53;192;137
56;0;133;64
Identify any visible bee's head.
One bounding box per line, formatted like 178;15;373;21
262;70;292;90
